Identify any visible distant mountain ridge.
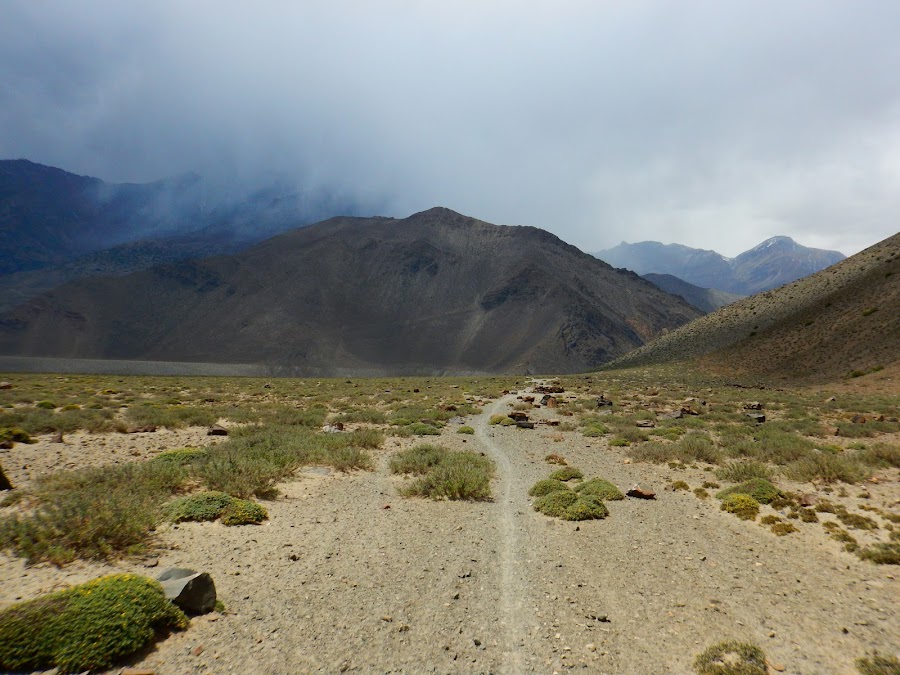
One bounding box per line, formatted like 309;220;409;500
641;274;744;313
608;232;900;383
0;208;702;375
0;159;373;305
596;237;845;295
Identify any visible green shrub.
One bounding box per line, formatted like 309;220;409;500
0;462;186;564
716;478;781;505
529;479;570;497
0;573;188;673
561;495;609;521
694;488;709;499
856;653;900;674
499;417;515;426
574;478;624;500
489;414;507;425
856;443;900;469
771;522;798;536
405;422;441;436
457;425;475;434
534;490;578;517
390;444;447;475
715;461;773;483
721;494;760;520
35;400;56;409
164;491;233;523
609;437;630;447
220;499;268;526
402;451;494;501
151;447;208;465
670;480;690;491
856;542;900;565
582;424;609;437
327;446;373;472
0;427;36;445
693;640;767;675
783;453;870;484
549;466;583;482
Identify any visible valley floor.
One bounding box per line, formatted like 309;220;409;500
1;382;898;673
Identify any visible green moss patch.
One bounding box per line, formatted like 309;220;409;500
393;445;494;501
716;478;781;505
720;494;760;521
528;479;570;497
574;478;624;501
549;466;583;482
533;490;608;521
0;573;188;674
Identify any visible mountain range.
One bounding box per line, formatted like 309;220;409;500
0;159;372;310
0;208;702;375
596;237;846;296
608;232;900;382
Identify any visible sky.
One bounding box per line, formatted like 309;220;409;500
2;1;899;257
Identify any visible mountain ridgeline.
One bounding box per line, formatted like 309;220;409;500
608;232;900;382
0;159;373;309
0;208;701;375
596;237;846;296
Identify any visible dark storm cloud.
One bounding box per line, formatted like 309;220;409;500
2;1;899;256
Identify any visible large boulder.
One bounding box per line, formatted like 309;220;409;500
156;568;216;615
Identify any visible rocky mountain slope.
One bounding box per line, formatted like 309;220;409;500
597;237;846;295
0;159;367;300
642;273;744;313
0;208;701;375
608;232;900;382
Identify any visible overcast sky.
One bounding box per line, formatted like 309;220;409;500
2;1;899;257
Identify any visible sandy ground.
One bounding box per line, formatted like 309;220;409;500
1;388;898;674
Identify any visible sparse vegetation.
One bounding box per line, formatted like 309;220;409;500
693;640;767;675
528;479;570;497
457;425;475;434
574;478;624;500
393;445;494;501
716;478;781;505
856;653;900;674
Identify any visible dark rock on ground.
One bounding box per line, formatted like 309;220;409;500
157;568;217;615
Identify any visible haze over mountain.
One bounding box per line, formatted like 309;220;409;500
0;208;701;375
0;159;374;298
596;237;846;296
609;232;900;383
641;274;744;314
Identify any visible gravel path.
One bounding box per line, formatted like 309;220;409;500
1;385;898;673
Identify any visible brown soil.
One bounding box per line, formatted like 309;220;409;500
1;388;898;674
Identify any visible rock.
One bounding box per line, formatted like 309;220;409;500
508;411;529;421
743;402;763;410
207;424;228;436
545;419;560;427
635;420;655;428
546;397;558;409
143;557;160;568
888;417;899;423
0;440;12;450
0;382;11;389
50;432;64;443
0;462;12;490
263;383;274;388
626;485;656;499
767;660;786;672
851;414;867;424
660;409;683;420
322;423;344;433
523;396;535;403
157;568;217;614
799;493;817;507
596;396;613;407
192;644;205;656
681;406;699;416
125;425;157;434
515;421;535;429
746;413;766;423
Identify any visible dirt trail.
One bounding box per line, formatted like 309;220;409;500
474;394;542;671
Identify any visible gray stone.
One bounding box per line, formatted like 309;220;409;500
157;568;216;614
747;413;766;423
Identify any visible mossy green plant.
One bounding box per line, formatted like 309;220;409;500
220;499;268;526
528;479;570;497
561;495;609;521
856;653;900;674
549;466;583;482
693;640;767;675
0;573;188;673
716;478;781;505
720;494;760;520
670;480;690;491
164;491;234;523
456;425;475;434
0;427;36;445
151;447;208;465
534;489;578;517
574;478;624;500
856;542;900;565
